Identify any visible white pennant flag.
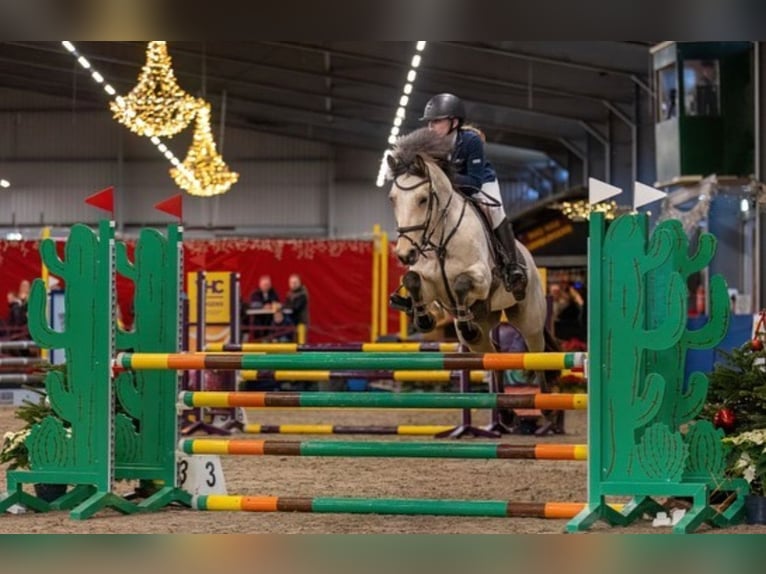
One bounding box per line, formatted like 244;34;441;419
588;178;622;205
633;181;667;210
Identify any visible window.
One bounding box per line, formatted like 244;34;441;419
684;59;720;117
656;64;678;121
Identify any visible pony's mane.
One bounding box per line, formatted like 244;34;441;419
388;128;454;178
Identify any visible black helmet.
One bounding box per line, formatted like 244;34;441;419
420;93;466;122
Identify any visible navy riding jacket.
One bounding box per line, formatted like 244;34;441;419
450;128;497;192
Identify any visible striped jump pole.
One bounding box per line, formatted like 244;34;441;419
0;374;45;385
242;424;459;436
0;341;39;352
206;342;461;353
181;391;587;410
193;495;618;519
117;351;585;372
239;369;487;383
0;357;49;368
180;438;588;460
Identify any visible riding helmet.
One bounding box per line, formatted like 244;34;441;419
420;93;466;122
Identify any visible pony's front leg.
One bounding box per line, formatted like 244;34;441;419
402;271;436;332
452;273;484;344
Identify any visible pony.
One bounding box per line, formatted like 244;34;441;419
386;128;562;434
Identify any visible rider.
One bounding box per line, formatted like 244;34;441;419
392;93;528;309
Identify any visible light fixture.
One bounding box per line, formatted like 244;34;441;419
376;41;428;187
0;179;10;188
109;41;200;138
61;41;205;193
170;101;239;197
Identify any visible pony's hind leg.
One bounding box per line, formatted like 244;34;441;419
402;271;436;333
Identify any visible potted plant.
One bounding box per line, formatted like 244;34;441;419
0;387;69;502
723;429;766;523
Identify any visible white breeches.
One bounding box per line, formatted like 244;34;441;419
480;179;506;229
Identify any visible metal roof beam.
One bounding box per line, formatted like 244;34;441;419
440;41;646;78
266;41;633;105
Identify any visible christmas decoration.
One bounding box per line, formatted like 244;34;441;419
713;407;736;431
170;102;239;197
552;199;620;222
110;41;199;138
657;176;717;235
704;311;766;433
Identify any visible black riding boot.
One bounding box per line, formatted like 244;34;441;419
493;218;528;301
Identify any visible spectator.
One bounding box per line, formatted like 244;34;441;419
248;275;280;340
7;291;26;328
552;282;586;348
269;303;295;343
283;273;309;327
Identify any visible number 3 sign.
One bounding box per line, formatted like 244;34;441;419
177;454;228;496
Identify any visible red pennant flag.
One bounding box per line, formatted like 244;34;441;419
85;187;114;215
155;194;183;220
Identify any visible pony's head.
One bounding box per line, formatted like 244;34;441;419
386;128;454;265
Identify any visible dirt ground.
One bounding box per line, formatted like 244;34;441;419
1;405;765;534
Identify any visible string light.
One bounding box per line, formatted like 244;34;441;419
376;41;428;187
554;199;619;221
109;41;200;138
61;41;205;192
170;102;239;197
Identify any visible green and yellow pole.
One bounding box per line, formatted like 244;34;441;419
181;438;588;460
194;495;620;519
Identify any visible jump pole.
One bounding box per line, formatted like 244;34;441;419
193;496;619;519
116;351;585;371
180;390;587;411
180;438;588;460
241;424;460;436
208;342;461;352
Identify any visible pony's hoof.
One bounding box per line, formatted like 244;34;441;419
458;322;481;344
414;315;436;333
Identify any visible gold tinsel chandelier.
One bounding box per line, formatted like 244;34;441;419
170;102;239;197
110;41;199;138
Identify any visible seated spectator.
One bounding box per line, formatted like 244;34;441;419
269;303;295;343
248;275;280;340
283;273;309;327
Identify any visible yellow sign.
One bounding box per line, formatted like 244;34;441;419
522;219;574;252
188;272;232;324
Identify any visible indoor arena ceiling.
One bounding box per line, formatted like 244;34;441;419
0;41;655;170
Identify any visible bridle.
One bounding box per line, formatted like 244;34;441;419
392;168;468;310
393;173;467;260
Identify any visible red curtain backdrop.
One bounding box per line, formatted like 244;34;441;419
0;237;405;343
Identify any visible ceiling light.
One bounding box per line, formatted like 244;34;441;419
0;179;10;188
61;41;76;53
376;41;427;187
